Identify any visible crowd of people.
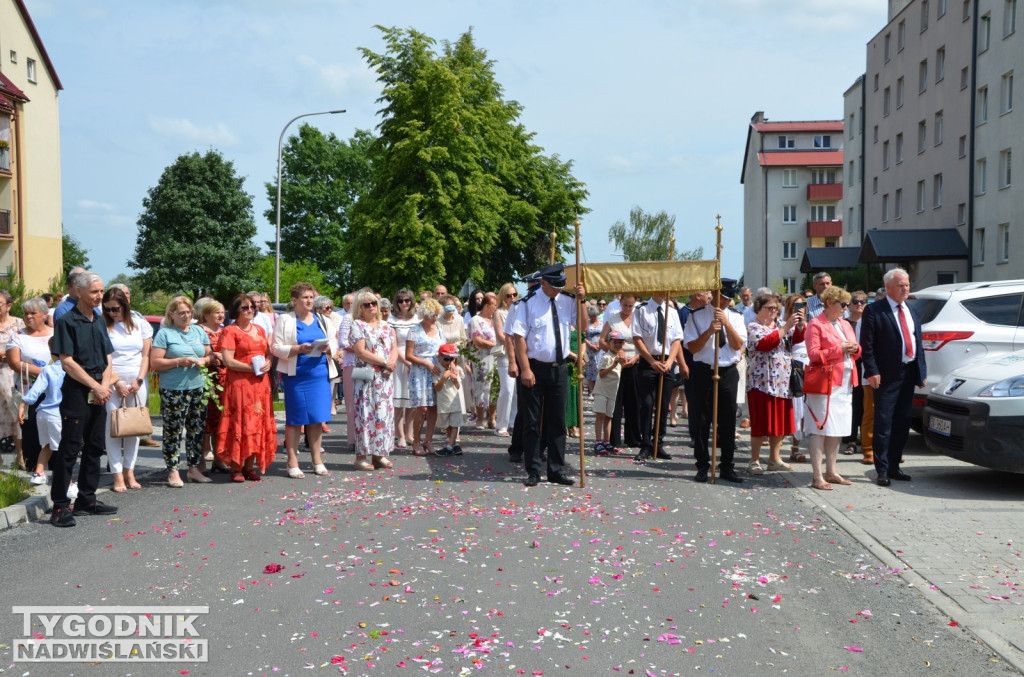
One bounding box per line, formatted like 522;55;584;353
0;262;925;528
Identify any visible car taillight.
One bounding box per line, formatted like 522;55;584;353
921;330;974;351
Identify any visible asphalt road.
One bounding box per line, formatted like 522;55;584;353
0;420;1016;676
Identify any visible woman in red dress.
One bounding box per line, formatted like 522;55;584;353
217;295;277;482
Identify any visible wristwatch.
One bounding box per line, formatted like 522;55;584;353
136;378;145;385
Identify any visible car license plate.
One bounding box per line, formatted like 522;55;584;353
928;415;952;437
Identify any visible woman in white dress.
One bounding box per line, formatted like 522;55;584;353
7;297;53;478
389;289;419;449
803;286;861;490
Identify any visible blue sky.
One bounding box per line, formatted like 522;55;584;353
27;0;887;292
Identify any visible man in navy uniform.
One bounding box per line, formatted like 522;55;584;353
511;263;585;487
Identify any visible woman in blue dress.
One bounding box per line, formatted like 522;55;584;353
271;282;331;478
405;298;444;456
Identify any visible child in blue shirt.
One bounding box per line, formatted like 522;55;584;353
18;362;65;486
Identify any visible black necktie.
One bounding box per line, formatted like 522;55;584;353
718;315;727;348
551;297;564;364
656;306;665;347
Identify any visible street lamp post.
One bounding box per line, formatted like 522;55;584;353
275;109;346;303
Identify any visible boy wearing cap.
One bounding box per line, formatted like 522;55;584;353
433;343;465;456
592;331;626;455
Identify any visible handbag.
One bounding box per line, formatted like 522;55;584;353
109;392;154;438
789;362;805;397
351;366;374;381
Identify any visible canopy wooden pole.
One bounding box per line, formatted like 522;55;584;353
651;236;674;462
550;230;557;265
710;217;723;484
574;219;586;487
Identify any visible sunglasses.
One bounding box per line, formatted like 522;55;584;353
851;299;867;305
362;301;378;308
103;306;122;313
763;306;778;311
838;302;850;309
506;293;518;298
440;355;456;361
238;305;255;311
397;298;412;304
597;302;606;306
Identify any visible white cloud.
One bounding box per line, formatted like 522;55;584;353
296;54;376;95
147;117;238;146
76;199;116;211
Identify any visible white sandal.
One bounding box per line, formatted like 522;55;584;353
313;464;329;475
287;466;305;479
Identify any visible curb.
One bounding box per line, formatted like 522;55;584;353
797;484;1024;673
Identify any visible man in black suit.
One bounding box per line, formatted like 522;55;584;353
860;268;927;487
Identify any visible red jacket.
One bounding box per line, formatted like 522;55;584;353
805;313;861;388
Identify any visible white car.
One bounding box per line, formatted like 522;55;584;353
923;350;1024;473
907;279;1024;429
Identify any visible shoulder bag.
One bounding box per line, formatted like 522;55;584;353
110;393;154;438
803;362;834;430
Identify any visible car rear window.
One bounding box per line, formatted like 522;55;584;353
960;293;1024;326
906;297;946;324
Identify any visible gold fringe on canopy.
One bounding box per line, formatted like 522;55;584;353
564;261;721;296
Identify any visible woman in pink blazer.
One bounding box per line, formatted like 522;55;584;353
803;286;861;490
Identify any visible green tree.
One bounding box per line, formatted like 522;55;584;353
61;232;90;276
128;150;261;299
349;27;588;292
253;255;328;299
265;126;374;294
609;206;704;262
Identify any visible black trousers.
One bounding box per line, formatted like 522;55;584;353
520;359;568;478
637;361;675;455
51;378;107;509
871;364;918;478
609;364;641;447
688;362;739;473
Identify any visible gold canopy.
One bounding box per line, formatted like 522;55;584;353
564;260;721;296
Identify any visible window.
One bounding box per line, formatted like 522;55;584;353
961;65;970;89
936;47;946;81
977;158;988;194
959;134;968;157
919;60;929;92
25;58;36;83
874;73;879;91
981;13;992;52
883;140;891;169
918;119;927;153
783;205;798;223
957;202;967;224
937;271;959;284
935;111;944;145
783;169;797;187
7;51;15;64
896;133;904;163
999;223;1011;262
964;0;971;20
898;20;907;50
979;86;989;123
885;32;892;61
849;160;855;185
882;193;890;222
897;76;905;108
1001;72;1014;113
783;242;798;260
810;205;836;221
783;278;797;294
873;125;879;143
962;295;1024;326
884;87;891;116
1005;0;1017;36
810;169;837;184
873;176;878;194
939;0;948;17
975;228;986;265
1000;149;1012;187
778;135;795;149
934;173;943;207
895;188;904;218
849;113;855;139
917;180;927;212
813;135;831;148
922;0;930;30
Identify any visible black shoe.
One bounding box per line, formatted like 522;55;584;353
694;468;709;483
651;449;673;460
888;470;912;481
50;506;76;527
508;454;523;464
73;500;118;516
634;450;652;462
547;473;575;486
719;469;744;484
524;474;540;487
877;476;891;487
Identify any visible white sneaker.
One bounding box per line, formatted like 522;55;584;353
747;461;765;475
66;481;79;500
29;472;47;486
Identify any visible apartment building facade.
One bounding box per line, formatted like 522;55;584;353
741;113;844;293
0;0;63;291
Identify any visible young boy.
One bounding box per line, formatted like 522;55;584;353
433;343;465;456
18;360;66;487
592;330;627;455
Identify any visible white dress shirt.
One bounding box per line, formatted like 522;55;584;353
632;298;683;356
684;305;747;366
510;290;577;363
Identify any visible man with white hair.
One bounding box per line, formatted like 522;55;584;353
53;268;94;322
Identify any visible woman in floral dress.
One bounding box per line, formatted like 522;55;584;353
350;290;398;470
406;299;444;456
0;289;26;468
468;292;498;429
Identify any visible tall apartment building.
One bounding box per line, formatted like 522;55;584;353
741;113;844;293
0;0;63;290
846;0;1022;285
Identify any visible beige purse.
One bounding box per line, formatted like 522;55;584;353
109;393;154;438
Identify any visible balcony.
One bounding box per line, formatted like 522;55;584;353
807;220;843;238
807;182;843;200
